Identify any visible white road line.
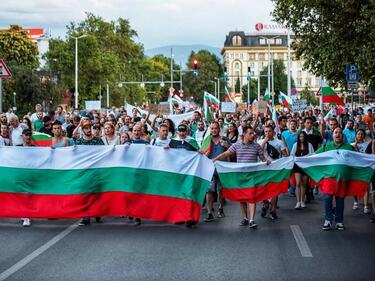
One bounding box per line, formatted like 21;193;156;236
0;221;79;281
290;225;313;258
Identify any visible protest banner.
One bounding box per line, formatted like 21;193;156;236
221;102;237;113
253;101;268;115
85;100;101;110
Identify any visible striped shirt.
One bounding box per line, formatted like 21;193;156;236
228;141;263;163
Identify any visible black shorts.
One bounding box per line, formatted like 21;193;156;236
293;164;307;176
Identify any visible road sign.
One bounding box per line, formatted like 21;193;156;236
0;60;12;78
347;81;359;89
346;64;359;82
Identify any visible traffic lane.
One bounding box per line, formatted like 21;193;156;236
6;217;299;281
0;219;74;273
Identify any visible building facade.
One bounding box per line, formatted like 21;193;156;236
222;31;320;96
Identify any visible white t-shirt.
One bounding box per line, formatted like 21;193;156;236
11;125;26;146
101;136;120;145
151;137;170;147
258;138;286;161
195;129;206;147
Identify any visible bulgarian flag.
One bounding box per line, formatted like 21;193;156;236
295;150;375;197
279;91;293;108
263;88;271;102
215;157;294;203
323;108;335;122
320;81;344;106
200;128;212;154
203;91;220;121
172;94;183;104
224;86;235;102
0;145;214;223
32;132;52;147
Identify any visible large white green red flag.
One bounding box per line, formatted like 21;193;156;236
279;91;293;108
215;157;294;203
0;145;215;223
203;91;220;121
295;150;375;197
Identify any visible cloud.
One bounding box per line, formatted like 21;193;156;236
0;0;274;48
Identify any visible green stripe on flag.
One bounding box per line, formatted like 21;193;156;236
218;168;292;189
0;166;209;204
303;165;374;183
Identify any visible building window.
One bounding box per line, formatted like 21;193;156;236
278;53;285;60
235;71;240;77
249;53;255;60
231;54;234;59
258;53;265;60
234;62;240;69
297;79;302;86
297;70;302;78
259;38;266;45
240;53;243;59
268;39;275;45
276;38;282;45
232;35;242;46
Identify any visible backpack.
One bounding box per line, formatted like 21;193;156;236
266;142;280;160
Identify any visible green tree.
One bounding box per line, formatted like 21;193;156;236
183;50;223;103
0;25;45;114
299;85;319;106
272;0;375;88
45;13;146;108
235;77;241;93
259;59;295;103
241;78;258;101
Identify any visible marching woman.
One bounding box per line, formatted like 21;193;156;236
290;131;314;209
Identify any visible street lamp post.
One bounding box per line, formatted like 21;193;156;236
260;35;280;97
13;92;16;113
71;34;88;109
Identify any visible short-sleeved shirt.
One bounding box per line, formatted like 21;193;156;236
258;138;286;161
208;137;230;160
316;141;353;154
228;141;263;163
282;130;298;152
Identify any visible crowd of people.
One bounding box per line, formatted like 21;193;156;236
0;102;374;230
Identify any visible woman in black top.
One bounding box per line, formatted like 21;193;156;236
290;131;314;210
226;123;238;144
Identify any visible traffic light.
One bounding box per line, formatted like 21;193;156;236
192;59;199;76
247;66;251;80
193;59;198;70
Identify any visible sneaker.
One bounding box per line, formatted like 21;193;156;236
364;206;370;214
249;220;257;229
185;221;196;228
322;220;331;231
270;211;278;220
133;218;141;226
204;213;214;222
217;208;225;218
239;218;249;226
300;202;307;208
95;217;102;223
21;218;31;227
79;218;90;226
353;202;359;210
336;223;345;231
295;202;301;210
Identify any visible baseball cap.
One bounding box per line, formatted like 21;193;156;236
177;124;188;132
22;128;32;136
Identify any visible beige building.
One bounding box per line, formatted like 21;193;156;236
222;31;320;96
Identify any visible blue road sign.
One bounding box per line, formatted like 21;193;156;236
346;64;359;82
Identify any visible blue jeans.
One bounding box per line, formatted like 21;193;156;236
323;194;344;223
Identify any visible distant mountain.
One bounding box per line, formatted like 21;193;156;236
145;44;222;65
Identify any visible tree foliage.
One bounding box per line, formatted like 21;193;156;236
259;59;294;102
272;0;375;89
182;50;223;103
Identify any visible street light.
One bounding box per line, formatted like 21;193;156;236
260;35;280;98
13;92;16;112
71;34;88;109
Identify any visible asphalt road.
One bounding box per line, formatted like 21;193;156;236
0;194;374;281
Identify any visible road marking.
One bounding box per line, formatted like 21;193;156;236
290;225;313;258
0;221;79;281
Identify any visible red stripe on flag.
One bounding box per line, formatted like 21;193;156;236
322;95;344;106
32;140;52;147
317;179;369;197
0;191;202;223
221;180;289;203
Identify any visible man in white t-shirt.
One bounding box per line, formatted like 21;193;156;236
258;125;288;220
30;104;45;123
151;124;170;147
9;115;27;146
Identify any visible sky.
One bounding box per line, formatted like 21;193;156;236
0;0;275;49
